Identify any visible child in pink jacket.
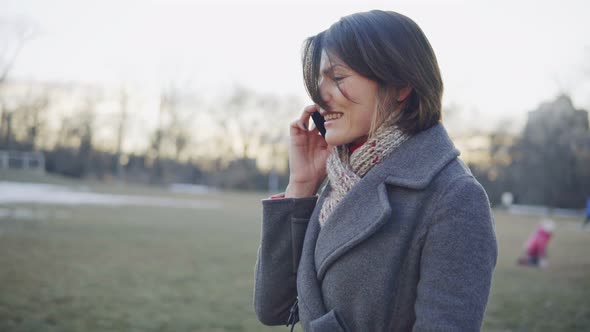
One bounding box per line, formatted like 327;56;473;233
518;219;555;268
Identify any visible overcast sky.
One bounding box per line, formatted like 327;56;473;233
2;0;590;130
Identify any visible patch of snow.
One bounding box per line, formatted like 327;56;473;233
169;183;217;195
507;204;583;219
0;181;221;209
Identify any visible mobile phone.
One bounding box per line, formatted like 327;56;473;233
311;111;326;137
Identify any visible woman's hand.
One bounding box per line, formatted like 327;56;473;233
285;105;333;198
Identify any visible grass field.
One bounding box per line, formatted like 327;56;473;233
0;173;589;331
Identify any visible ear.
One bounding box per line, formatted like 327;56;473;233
397;86;413;102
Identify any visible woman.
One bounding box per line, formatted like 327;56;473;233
254;10;497;331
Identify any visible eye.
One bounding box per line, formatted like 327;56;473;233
332;76;345;83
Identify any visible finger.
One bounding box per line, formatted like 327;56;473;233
290;119;307;134
303;104;319;114
309;128;328;146
322;141;331;150
299;104;318;130
310;128;326;140
297;119;306;131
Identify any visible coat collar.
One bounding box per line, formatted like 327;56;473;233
314;123;459;280
382;123;460;189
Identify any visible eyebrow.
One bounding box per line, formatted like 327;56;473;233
322;64;348;76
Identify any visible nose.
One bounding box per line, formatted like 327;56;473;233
318;77;332;108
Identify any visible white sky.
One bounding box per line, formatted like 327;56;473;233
2;0;590;131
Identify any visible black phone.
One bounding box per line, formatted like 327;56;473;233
311;111;326;137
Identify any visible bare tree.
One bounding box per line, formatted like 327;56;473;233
0;18;37;84
146;81;197;181
161;82;197;161
17;86;50;150
212;86;271;160
0;18;38;147
0;83;50;150
114;86;129;179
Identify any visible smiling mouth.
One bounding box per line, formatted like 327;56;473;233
324;113;343;121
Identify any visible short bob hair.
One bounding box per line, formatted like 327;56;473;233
302;10;443;136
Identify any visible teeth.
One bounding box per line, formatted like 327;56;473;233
325;113;342;121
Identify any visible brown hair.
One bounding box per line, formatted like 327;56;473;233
302;10;443;135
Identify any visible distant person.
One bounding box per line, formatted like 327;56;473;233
518;219;555;268
253;10;497;331
583;197;590;228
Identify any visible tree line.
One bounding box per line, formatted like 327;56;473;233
471;95;590;209
0;80;299;191
2;83;589;208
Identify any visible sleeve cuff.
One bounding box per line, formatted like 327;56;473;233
262;195;318;219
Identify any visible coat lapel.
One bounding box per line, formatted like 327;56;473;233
314;124;460;281
315;178;392;280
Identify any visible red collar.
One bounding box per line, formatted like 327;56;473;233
348;140;366;153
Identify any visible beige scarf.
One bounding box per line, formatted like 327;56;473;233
319;122;409;227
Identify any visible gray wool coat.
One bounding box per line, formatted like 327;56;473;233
254;124;497;331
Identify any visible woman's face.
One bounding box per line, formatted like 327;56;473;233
318;51;379;146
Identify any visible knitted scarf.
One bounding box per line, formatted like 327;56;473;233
319;121;410;227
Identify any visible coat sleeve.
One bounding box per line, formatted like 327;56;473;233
253;196;317;326
413;176;498;332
